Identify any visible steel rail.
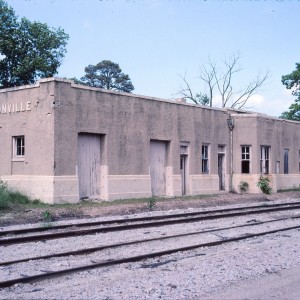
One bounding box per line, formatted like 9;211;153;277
1;215;299;267
2;203;300;246
1;224;300;288
1;200;300;237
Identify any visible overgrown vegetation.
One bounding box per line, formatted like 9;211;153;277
257;176;272;195
238;181;249;193
0;178;32;209
147;197;156;211
42;210;53;223
278;186;300;193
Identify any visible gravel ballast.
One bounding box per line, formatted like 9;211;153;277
1;192;300;299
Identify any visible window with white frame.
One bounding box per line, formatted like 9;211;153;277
241;146;250;174
13;136;25;158
202;144;209;174
284;149;289;174
260;146;270;174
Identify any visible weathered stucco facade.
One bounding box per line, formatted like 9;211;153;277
0;78;300;203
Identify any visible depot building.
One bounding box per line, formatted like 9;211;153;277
0;78;300;204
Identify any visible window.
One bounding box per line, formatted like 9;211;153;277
202;145;209;173
260;146;270;174
299;151;300;173
276;161;280;174
241;146;250;174
284;149;289;174
13;136;25;158
218;145;225;154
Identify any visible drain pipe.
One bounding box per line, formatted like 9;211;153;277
227;116;234;192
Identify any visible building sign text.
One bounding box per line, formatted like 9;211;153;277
0;102;31;114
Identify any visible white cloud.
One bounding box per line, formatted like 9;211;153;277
247;94;265;108
211;92;294;117
246;92;295;117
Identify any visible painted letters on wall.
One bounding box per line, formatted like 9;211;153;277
0;102;31;114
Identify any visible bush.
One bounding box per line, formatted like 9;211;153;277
147;197;156;211
0;178;31;210
42;210;53;222
0;179;10;209
238;181;249;193
257;176;272;195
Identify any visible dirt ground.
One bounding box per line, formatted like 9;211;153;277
1;191;300;227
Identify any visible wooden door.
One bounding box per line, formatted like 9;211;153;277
150;141;166;196
78;134;101;199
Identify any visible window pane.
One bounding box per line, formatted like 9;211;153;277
202;145;209;173
241;161;250;173
14;136;25;157
284;149;289;174
265;160;269;174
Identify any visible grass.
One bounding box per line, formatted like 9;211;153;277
0;180;32;210
0;175;217;213
277;187;300;193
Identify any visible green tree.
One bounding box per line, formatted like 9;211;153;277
79;60;134;93
280;63;300;121
0;0;69;88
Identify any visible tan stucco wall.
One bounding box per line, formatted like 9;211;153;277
0;81;55;176
1;78;299;203
51;79;230;202
231;113;300;194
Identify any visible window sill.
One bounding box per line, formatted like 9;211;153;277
12;157;25;162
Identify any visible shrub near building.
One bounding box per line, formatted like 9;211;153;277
0;178;31;209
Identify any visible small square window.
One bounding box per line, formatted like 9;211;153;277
13;136;25;158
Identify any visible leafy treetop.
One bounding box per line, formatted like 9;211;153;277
79;60;134;93
0;0;69;89
280;63;300;121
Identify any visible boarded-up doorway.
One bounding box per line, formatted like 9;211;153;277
78;133;101;199
150;140;167;196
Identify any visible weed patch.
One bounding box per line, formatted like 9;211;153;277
0;179;32;210
147;197;156;211
278;187;300;193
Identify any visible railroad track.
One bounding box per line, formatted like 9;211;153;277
1;201;300;288
1;201;300;245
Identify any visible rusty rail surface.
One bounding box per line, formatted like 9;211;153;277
1;202;300;246
1;223;300;289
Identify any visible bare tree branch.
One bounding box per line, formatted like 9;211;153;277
215;54;241;107
198;58;217;107
177;53;269;110
177;72;198;104
230;71;269;109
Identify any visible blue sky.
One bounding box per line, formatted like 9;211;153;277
7;0;300;117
